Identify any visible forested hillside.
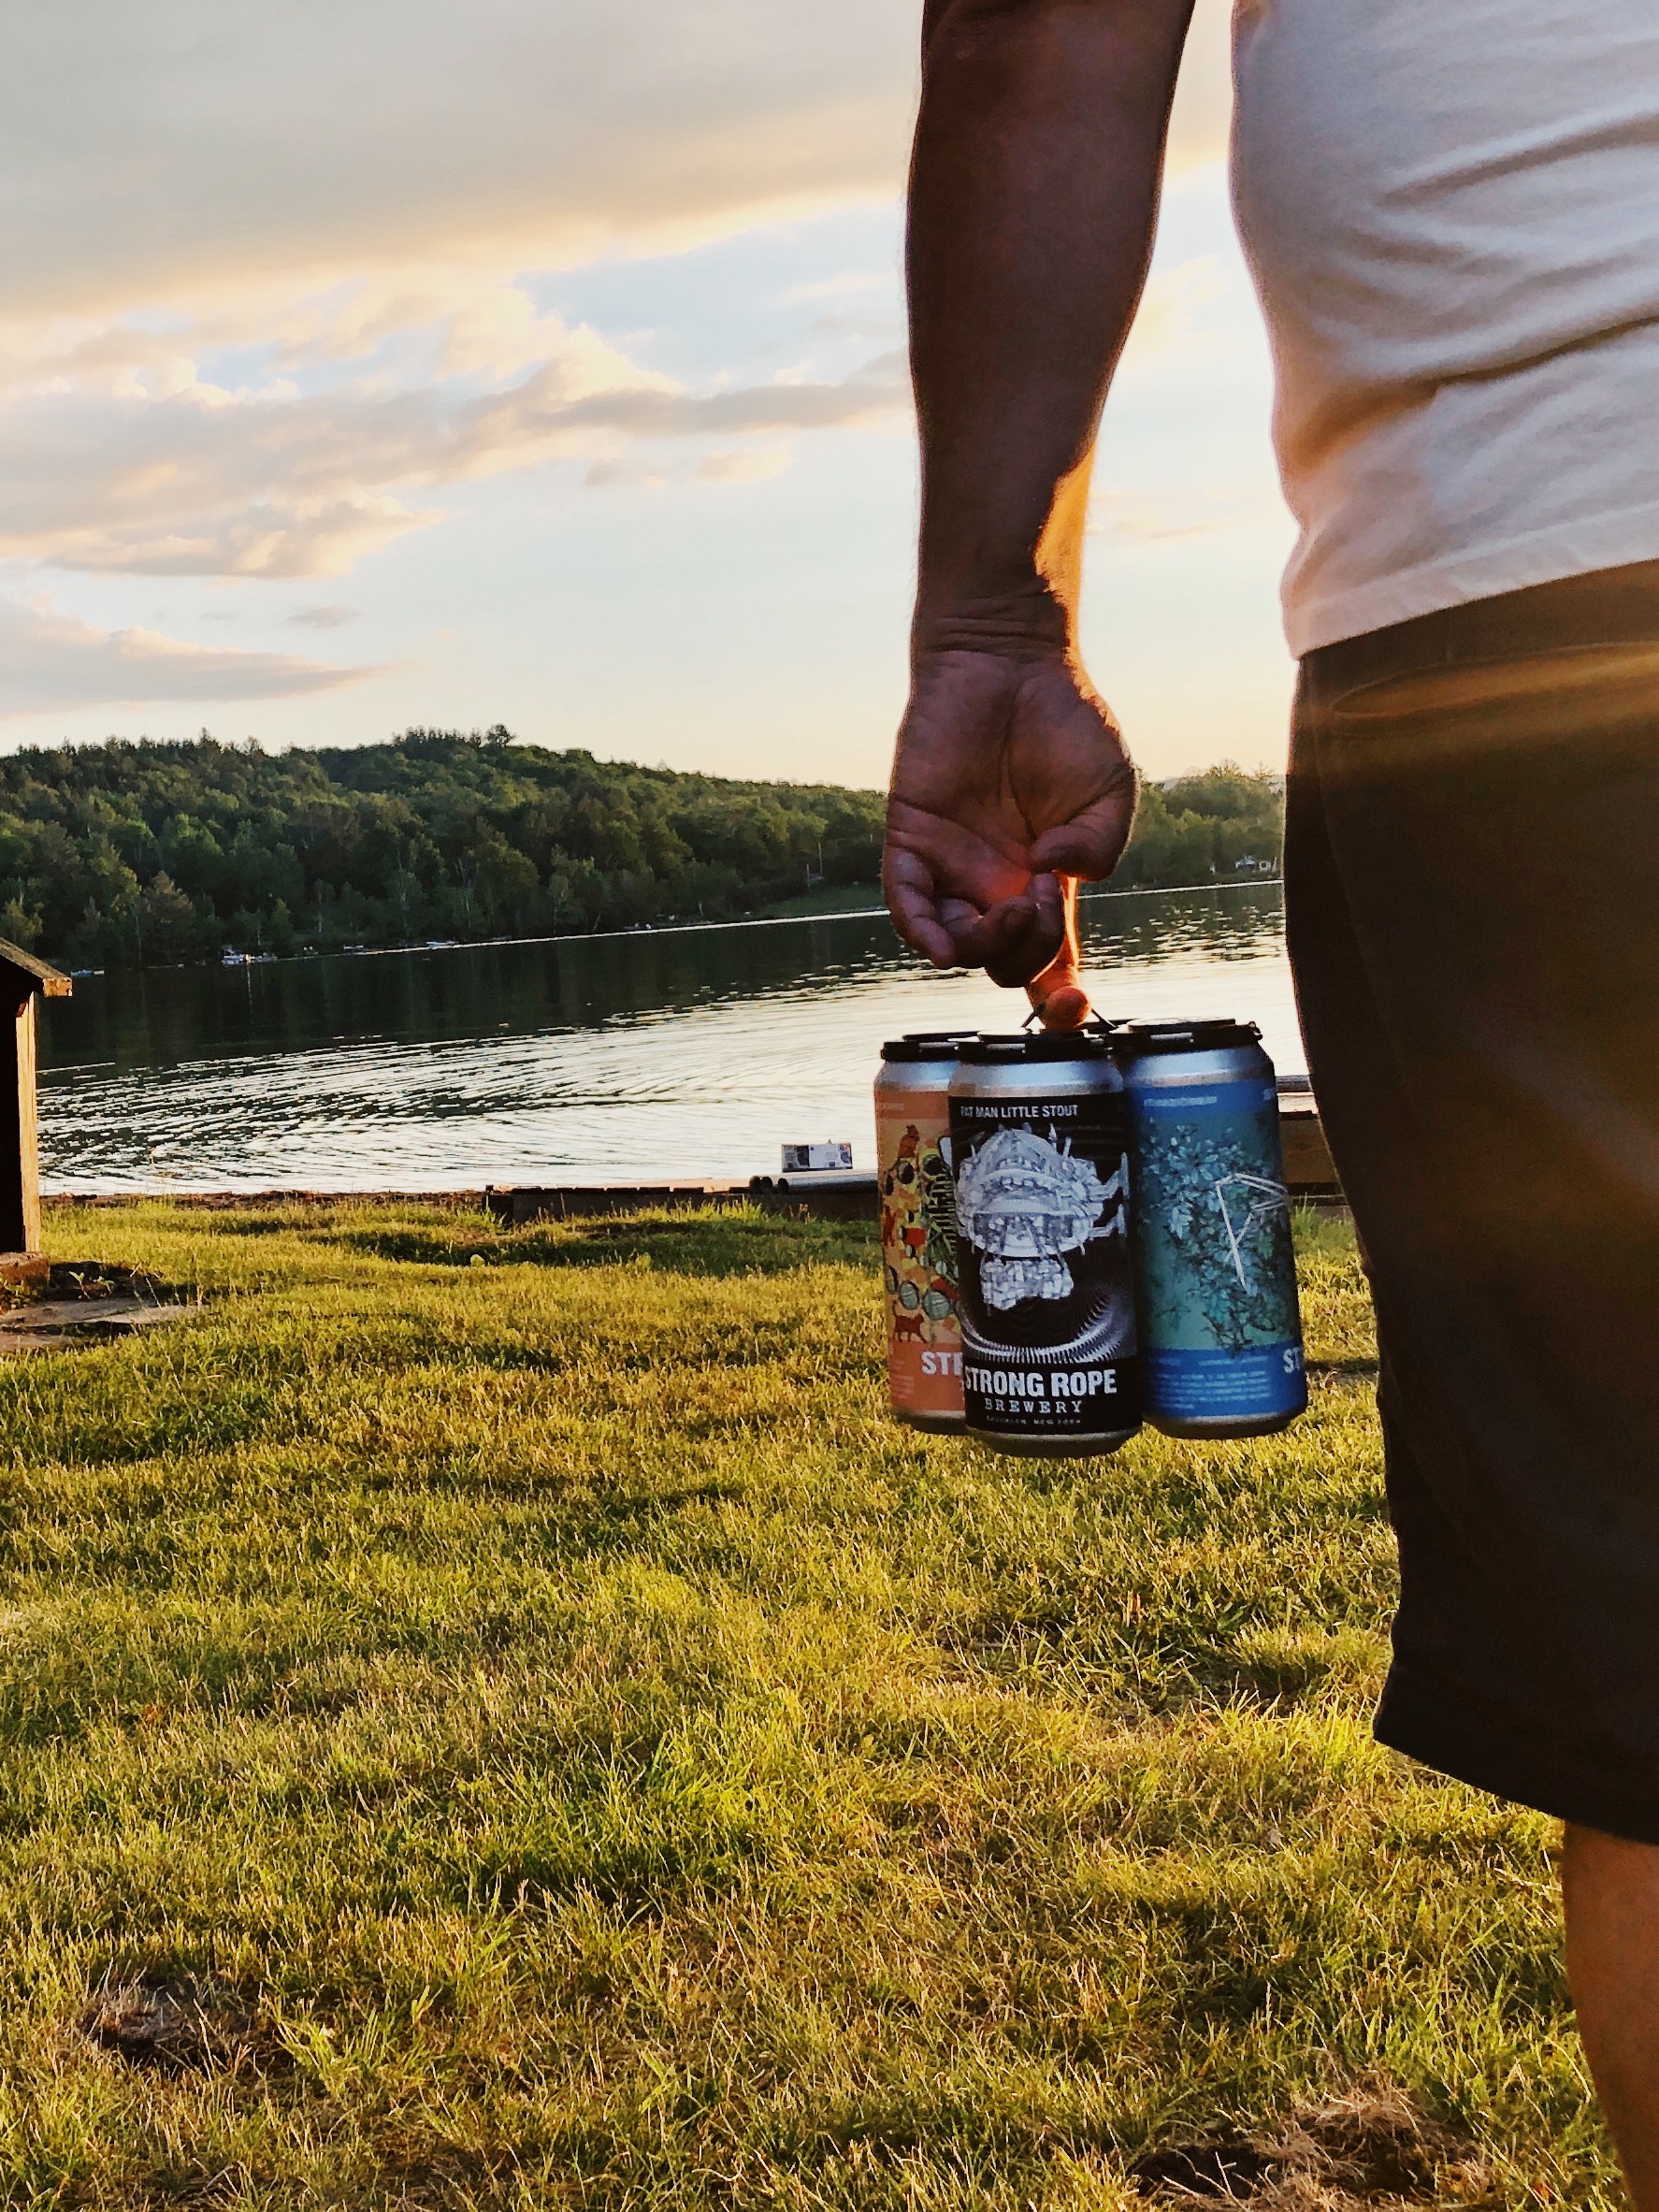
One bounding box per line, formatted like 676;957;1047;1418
0;729;1281;969
1108;763;1284;891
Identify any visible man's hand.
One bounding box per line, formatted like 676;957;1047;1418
884;646;1137;1022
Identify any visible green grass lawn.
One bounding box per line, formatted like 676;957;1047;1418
0;1201;1606;2207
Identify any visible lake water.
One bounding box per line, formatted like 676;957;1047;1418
36;883;1299;1193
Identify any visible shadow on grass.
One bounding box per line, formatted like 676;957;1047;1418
1131;2093;1490;2206
941;1603;1381;1715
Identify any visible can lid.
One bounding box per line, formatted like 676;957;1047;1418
880;1031;976;1063
1117;1018;1262;1053
959;1031;1116;1064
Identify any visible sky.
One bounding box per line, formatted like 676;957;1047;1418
0;0;1296;786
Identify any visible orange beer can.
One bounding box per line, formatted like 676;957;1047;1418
875;1034;972;1430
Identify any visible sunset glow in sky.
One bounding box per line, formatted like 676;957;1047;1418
0;0;1294;783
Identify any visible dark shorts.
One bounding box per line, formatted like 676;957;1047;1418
1288;558;1659;1843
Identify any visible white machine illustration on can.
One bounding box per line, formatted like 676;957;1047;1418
952;1127;1122;1309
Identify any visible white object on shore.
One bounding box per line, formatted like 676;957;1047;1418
782;1142;854;1174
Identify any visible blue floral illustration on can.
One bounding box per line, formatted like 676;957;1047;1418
1129;1075;1306;1427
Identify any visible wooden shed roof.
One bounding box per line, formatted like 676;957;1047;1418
0;940;71;998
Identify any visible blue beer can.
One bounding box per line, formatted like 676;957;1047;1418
1118;1019;1307;1439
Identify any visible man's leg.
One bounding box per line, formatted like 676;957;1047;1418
1563;1827;1659;2208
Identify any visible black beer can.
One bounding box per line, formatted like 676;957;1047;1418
948;1033;1142;1456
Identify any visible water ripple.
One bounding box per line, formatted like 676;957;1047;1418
37;886;1297;1191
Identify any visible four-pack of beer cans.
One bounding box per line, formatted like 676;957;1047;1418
875;1020;1308;1456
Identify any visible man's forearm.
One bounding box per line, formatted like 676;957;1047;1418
885;0;1188;998
910;0;1195;658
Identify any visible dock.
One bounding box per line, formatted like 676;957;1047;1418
484;1087;1342;1226
45;1092;1342;1224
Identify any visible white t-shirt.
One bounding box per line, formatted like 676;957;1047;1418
1231;0;1659;655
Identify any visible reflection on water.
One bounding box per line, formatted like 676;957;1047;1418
37;884;1297;1192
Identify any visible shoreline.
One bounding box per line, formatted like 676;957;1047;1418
61;874;1285;984
39;1092;1338;1208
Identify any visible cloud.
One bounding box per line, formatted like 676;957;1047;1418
0;2;922;324
0;597;371;716
0;0;1228;609
1167;0;1233;177
288;604;358;629
1120;258;1230;366
694;447;791;484
784;271;892;304
0;320;905;575
0;0;1228;327
1088;483;1284;545
584;460;669;492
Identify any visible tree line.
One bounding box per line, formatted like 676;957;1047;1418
0;729;1283;969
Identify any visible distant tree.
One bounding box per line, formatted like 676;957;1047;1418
1113;763;1283;890
0;894;40;950
0;728;1277;970
138;872;196;962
